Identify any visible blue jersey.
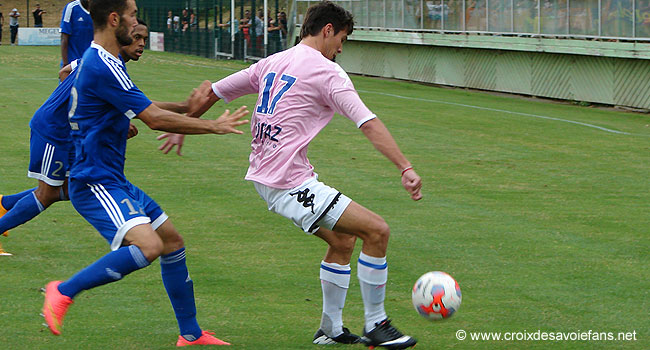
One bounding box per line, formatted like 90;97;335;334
60;0;93;64
29;60;80;145
69;43;152;184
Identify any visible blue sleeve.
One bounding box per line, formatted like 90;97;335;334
99;68;152;119
60;5;72;34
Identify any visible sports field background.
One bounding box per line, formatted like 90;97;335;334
0;0;68;46
0;46;648;349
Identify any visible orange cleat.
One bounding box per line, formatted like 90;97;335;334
0;242;11;256
176;330;231;346
42;281;74;335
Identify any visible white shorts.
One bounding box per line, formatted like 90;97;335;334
253;176;352;234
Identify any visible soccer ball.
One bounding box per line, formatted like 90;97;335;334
411;271;461;320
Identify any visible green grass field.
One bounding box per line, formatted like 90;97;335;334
0;46;648;349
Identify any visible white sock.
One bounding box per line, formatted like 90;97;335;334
357;252;388;331
319;261;351;337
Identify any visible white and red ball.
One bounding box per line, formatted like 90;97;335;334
412;271;461;320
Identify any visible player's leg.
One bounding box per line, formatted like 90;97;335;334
312;228;360;344
1;132;73;235
0;188;37;211
154;220;230;346
59;223;159;295
253;178;361;344
0;180;67;234
42;181;156;335
131;183;229;346
332;202;417;349
43;223;156;335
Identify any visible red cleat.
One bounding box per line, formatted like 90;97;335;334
176;330;231;346
42;281;74;335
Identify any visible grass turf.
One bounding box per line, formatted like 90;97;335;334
0;46;648;349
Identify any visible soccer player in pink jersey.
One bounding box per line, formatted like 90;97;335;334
160;2;422;348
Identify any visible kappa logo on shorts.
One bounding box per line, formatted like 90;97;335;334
290;188;316;214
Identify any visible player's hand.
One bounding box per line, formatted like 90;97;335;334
212;106;249;135
186;80;213;118
127;123;139;139
402;169;422;201
58;62;74;81
157;133;186;156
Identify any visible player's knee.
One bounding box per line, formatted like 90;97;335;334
34;185;61;207
366;218;390;246
331;235;356;256
137;238;164;262
162;232;185;253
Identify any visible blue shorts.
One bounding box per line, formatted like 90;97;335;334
69;179;168;251
28;130;75;186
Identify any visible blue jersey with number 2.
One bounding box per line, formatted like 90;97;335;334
69;43;152;184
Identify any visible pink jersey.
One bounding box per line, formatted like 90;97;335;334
212;43;376;189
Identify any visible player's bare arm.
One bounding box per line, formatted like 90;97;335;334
58;64;73;81
61;33;70;66
360;118;422;201
188;80;221;118
137;103;249;135
127;123;139;139
157;133;186;156
156;80;220;155
152;80;214;117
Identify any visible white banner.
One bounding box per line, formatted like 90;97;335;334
17;27;60;46
149;32;165;52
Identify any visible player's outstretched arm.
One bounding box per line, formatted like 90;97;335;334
157;133;185;156
154;81;222;156
360;118;423;201
187;80;221;118
152;80;217;118
137;103;249;135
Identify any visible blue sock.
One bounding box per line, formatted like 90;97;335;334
1;188;37;210
0;192;44;233
161;247;202;341
58;245;150;298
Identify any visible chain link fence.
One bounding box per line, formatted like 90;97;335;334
137;0;649;61
137;0;290;60
312;0;650;40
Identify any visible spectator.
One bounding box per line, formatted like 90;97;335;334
9;7;18;45
252;10;264;52
181;9;189;32
189;11;197;30
267;11;282;53
173;13;180;32
33;3;45;27
217;17;239;34
239;10;251;45
0;4;4;45
217;17;239;54
277;11;288;50
166;10;173;32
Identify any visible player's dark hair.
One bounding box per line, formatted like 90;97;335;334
137;18;147;27
90;0;129;30
300;1;354;39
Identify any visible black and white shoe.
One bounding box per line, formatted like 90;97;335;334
361;319;417;349
313;327;362;345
